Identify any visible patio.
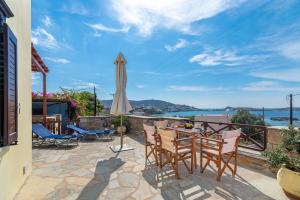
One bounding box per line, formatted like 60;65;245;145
15;134;287;200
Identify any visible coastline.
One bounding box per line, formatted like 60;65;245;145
152;110;300;127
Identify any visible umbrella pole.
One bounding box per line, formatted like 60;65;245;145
120;115;123;148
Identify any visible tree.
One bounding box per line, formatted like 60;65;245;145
60;89;104;117
231;109;265;143
231;109;265;126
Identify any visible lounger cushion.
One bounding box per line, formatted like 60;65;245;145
33;124;79;139
46;134;78;139
67;125;113;135
88;130;114;134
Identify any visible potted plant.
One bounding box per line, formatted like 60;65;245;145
111;116;130;134
265;126;300;198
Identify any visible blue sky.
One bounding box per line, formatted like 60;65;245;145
32;0;300;108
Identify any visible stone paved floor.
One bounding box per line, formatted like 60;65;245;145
15;134;288;200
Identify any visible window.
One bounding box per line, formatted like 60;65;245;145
0;22;18;146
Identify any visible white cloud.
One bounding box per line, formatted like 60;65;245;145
32;27;71;50
73;81;98;90
167;85;206;92
136;84;146;89
86;23;129;34
61;2;89;16
41;16;53;27
143;71;158;75
165;39;188;52
32;73;41;85
250;68;300;83
110;0;244;37
279;40;300;60
189;49;265;66
242;81;300;92
44;57;70;64
93;32;101;38
32;27;58;49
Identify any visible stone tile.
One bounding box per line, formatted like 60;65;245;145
71;168;92;177
132;179;154;200
118;172;139;188
15;134;289;200
14;175;63;200
108;179;119;189
65;177;91;186
106;187;135;200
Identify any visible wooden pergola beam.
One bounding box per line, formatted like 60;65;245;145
31;44;49;126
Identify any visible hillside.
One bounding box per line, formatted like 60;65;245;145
101;99;200;113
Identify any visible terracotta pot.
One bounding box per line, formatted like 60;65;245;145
277;166;300;199
117;126;127;134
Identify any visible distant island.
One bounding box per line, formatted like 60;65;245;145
101;99;300;115
270;117;299;122
101;99;200;115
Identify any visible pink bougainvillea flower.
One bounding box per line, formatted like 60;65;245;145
46;92;54;98
32;92;38;97
70;100;77;108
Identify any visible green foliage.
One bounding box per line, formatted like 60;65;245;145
288;157;300;172
264;148;289;169
265;126;300;173
60;88;104;117
185;116;195;121
111;116;130;132
231;109;265;142
231;109;265;126
280;126;300;151
70;91;103;116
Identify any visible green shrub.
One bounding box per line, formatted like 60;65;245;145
264;148;289;169
60;88;104;118
265;126;300;173
287;157;300;173
231;109;265;142
231;109;265;126
280;126;300;151
111;116;130;132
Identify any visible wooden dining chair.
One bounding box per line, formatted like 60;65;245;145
200;129;241;181
157;128;194;179
143;124;158;165
154;120;169;129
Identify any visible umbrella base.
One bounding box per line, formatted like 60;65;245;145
110;144;134;152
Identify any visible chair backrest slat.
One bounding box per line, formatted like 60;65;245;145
154;120;168;129
221;129;241;153
158;129;176;152
143;124;156;144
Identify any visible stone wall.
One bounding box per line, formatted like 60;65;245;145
127;115;188;134
267;126;285;150
78;116;116;130
78;115;188;133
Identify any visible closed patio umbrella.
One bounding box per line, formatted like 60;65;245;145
110;52;133;152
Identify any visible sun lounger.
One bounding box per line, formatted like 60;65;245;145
32;123;80;147
66;124;114;140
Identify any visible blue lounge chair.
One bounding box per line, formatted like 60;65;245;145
67;124;115;140
32;124;80;147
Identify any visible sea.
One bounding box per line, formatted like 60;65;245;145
155;110;300;127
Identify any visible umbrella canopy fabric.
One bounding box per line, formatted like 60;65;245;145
110;52;132;115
